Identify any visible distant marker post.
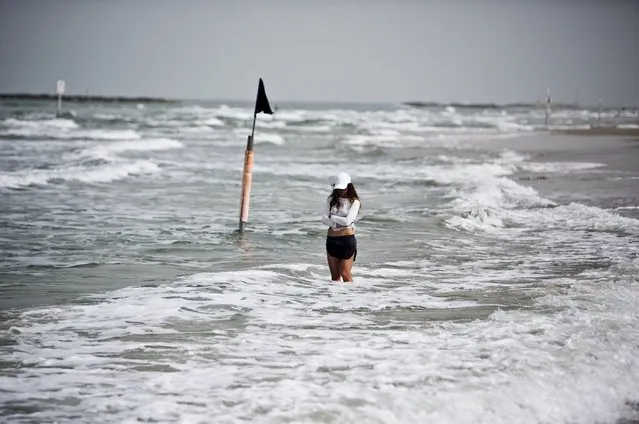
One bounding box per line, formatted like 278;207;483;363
238;78;273;233
598;98;602;123
545;88;551;128
56;79;65;118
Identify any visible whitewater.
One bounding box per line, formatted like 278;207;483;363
1;99;638;424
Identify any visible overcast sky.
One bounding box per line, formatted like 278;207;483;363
0;0;637;106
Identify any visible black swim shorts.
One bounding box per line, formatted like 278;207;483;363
326;235;357;261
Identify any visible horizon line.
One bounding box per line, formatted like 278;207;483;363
0;91;636;109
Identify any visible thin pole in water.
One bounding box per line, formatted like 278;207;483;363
56;80;65;118
545;87;552;128
598;98;602;124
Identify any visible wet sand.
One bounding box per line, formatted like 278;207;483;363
484;131;639;222
488;131;639;169
552;126;639;139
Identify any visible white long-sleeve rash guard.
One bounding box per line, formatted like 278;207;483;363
321;196;361;230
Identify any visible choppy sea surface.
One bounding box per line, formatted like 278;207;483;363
1;99;638;423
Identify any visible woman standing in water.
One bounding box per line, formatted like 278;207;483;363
322;172;361;282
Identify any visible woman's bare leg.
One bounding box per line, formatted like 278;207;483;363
327;253;341;281
339;256;354;282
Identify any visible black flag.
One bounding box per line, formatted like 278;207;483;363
254;78;273;116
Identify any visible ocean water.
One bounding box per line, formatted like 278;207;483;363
0;99;638;424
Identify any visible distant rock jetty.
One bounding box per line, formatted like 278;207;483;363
403;101;578;110
0;93;178;103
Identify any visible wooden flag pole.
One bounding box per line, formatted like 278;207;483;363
238;113;257;233
238;78;273;234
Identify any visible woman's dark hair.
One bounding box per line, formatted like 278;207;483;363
329;183;360;211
